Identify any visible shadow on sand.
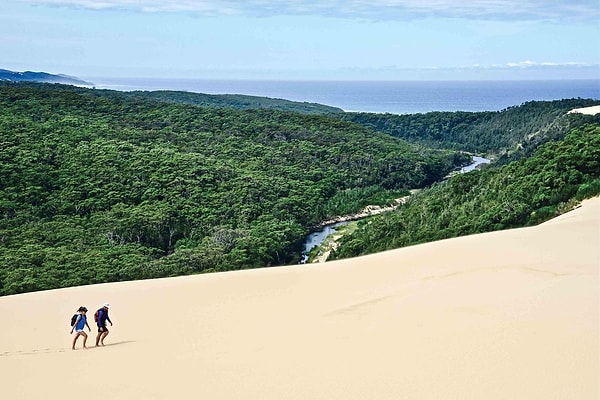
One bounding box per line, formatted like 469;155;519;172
93;340;135;348
0;340;136;357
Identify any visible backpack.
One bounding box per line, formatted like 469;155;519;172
70;314;79;327
94;309;100;323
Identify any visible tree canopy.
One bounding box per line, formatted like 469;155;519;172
0;82;461;295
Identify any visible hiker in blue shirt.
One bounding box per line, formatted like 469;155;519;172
95;303;113;347
70;306;91;350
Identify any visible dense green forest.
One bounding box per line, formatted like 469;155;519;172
0;82;463;295
1;82;598;296
331;119;600;259
340;99;600;159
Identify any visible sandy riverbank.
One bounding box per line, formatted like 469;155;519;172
1;197;598;399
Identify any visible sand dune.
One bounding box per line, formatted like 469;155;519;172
1;197;599;399
568;105;600;115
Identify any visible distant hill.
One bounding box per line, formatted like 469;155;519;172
0;78;341;114
127;90;344;114
339;98;600;158
0;68;91;86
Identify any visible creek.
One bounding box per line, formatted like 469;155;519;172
459;156;490;172
299;155;491;263
300;222;348;263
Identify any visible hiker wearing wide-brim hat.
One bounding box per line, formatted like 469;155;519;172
95;303;113;347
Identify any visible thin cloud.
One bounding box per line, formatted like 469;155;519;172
444;61;598;70
347;61;598;71
14;0;600;21
502;61;596;68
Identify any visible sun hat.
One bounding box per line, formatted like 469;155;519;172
103;303;110;308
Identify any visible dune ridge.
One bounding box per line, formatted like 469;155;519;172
1;197;598;399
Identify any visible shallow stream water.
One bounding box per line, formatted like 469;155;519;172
300;222;348;263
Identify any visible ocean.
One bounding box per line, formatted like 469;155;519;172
91;78;600;115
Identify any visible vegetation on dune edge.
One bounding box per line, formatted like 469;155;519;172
331;122;600;259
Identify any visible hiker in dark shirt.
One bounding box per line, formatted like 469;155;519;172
95;303;113;347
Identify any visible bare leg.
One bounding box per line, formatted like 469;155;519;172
100;331;109;346
81;332;88;349
95;331;102;346
72;332;80;350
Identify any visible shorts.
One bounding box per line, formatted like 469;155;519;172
98;325;109;333
75;328;85;334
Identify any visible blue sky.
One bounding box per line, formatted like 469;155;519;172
2;0;599;81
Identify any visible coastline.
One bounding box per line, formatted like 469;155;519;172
85;78;600;114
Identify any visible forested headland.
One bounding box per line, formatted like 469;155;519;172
1;82;598;295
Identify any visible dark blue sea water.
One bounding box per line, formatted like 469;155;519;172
91;78;600;115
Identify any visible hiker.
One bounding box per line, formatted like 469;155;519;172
70;306;91;350
95;303;113;346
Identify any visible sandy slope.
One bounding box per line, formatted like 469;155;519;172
1;197;598;399
568;105;600;115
